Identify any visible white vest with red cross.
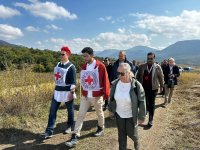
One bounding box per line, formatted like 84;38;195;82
80;67;100;92
53;62;74;102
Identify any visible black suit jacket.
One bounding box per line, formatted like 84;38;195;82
163;65;180;85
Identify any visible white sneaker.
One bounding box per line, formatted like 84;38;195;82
64;127;72;134
42;132;53;139
65;134;78;148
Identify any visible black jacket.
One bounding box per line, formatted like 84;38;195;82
106;63;113;84
110;58;134;82
163;65;180;85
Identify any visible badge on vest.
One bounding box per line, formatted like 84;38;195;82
54;67;66;85
80;70;100;91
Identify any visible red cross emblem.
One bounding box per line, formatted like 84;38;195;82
85;75;93;85
55;72;61;80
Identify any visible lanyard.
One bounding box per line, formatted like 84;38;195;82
147;65;153;74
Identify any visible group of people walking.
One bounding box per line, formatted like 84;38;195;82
43;46;180;150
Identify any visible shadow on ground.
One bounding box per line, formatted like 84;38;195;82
0;116;116;150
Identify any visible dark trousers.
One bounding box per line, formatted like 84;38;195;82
115;113;139;150
144;89;158;122
45;98;74;134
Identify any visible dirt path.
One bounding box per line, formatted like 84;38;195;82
0;94;174;150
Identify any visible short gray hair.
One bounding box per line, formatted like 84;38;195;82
168;57;175;65
120;63;131;73
119;50;126;56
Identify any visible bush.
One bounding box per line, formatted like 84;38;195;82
33;64;46;72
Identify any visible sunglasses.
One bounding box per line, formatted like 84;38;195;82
147;58;154;60
118;72;125;76
61;54;65;56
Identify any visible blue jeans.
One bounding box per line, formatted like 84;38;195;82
45;98;74;134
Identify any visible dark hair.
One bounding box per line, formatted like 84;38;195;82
104;57;109;61
147;52;155;58
81;47;94;55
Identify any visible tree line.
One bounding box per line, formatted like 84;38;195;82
0;46;90;73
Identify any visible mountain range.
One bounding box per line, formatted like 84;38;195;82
95;40;200;66
0;39;200;66
0;40;19;47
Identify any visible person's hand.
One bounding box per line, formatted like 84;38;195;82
160;87;163;93
169;74;175;78
109;111;114;117
109;111;114;119
138;120;145;125
68;92;74;101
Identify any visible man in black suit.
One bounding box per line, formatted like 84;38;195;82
163;57;180;106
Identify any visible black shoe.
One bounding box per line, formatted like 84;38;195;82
103;101;108;111
103;104;108;111
65;133;78;147
148;121;153;127
94;125;104;137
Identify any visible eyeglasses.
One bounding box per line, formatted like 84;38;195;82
61;54;65;56
118;72;125;76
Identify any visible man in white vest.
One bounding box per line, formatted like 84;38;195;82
43;46;76;139
65;47;110;148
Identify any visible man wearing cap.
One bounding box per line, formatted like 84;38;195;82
43;46;76;139
65;47;110;148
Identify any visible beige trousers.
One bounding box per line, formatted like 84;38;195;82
164;84;174;104
73;96;104;136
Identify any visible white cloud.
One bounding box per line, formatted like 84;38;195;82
99;16;112;21
48;29;150;52
0;24;23;40
36;41;42;45
132;10;200;39
50;37;101;52
0;5;20;18
25;26;40;32
117;28;126;34
15;0;77;20
95;32;149;50
46;24;62;30
50;38;65;44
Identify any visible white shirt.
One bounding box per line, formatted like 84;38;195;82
61;60;69;65
86;59;96;98
169;66;173;74
114;80;133;118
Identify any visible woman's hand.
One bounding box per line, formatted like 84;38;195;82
109;111;114;119
68;92;74;101
138;120;145;125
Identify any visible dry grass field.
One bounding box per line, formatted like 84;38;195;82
0;69;199;150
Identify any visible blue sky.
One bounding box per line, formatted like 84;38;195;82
1;0;200;53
